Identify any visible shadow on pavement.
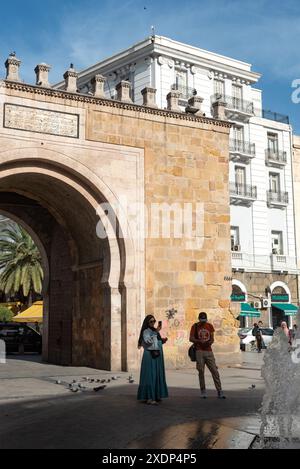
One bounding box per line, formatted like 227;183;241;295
0;384;263;449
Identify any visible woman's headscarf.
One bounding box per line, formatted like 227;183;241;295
138;315;156;347
281;321;290;338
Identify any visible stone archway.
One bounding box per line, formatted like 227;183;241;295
0;156;138;371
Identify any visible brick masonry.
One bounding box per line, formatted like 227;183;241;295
0;81;240;369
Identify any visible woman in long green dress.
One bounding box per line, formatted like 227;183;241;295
137;315;169;405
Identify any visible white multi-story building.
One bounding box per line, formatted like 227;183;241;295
62;35;298;328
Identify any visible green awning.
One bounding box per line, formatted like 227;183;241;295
272;303;299;316
240;303;261;317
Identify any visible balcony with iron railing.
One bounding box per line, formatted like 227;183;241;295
265;149;287;167
230;183;257;206
211;94;254;121
171;84;197;100
229;139;256;163
267;190;289;208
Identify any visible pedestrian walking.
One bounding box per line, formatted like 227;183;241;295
189;312;226;399
292;324;298;341
280;321;292;345
137;315;169;405
252;323;263;353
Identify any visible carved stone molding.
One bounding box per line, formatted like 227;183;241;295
1;80;232;128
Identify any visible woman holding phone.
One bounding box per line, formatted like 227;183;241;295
137;315;169;405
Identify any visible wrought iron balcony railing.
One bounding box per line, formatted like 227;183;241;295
230;139;256;156
265;149;287;165
171;84;197;100
230;183;257;199
211;94;254;115
267;190;289;205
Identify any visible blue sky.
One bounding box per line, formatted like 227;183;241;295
0;0;299;131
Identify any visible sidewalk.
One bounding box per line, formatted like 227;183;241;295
0;352;264;449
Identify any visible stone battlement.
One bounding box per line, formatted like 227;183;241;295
2;53;231;126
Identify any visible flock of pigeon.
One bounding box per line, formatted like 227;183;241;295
55;375;135;393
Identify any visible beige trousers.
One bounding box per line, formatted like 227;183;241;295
196;350;222;392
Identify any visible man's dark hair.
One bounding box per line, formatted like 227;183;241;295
198;312;207;321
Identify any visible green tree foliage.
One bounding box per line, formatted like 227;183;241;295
0;225;44;300
0;305;14;322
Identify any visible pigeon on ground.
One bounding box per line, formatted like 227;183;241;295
94;385;107;392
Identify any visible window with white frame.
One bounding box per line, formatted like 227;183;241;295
269;172;280;193
231;227;240;251
268;133;279;154
232;84;243;101
214;79;225;97
175;70;187;89
271;231;283;255
235;166;246;188
233;125;244;143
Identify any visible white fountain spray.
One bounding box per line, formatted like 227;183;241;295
259;315;300;448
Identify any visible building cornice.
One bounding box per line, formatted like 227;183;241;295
1;80;232;129
55;35;261;89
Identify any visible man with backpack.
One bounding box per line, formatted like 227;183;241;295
189;312;226;399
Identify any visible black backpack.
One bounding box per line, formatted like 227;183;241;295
188;323;198;362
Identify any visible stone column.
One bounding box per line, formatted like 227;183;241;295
35;63;51;87
186;95;204;116
212;97;227;120
91;74;106;98
116;81;132;103
141;87;158;108
5;53;21;82
166;90;181;112
63;64;78;93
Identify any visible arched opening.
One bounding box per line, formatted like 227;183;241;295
270;282;292;329
0;160;129;371
231;280;249;328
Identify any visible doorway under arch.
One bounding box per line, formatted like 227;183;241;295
0;159;133;371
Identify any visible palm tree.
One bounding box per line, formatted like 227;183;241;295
0;224;43;304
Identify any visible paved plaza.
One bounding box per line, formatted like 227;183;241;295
0;353;265;449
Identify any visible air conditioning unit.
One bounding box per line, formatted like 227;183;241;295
253;300;262;309
272;248;278;255
262;298;271;309
234;245;241;252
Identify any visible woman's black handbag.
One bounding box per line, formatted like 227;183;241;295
188;323;198;362
150;350;160;359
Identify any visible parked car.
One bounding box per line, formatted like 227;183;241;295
0;323;42;354
239;327;274;351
